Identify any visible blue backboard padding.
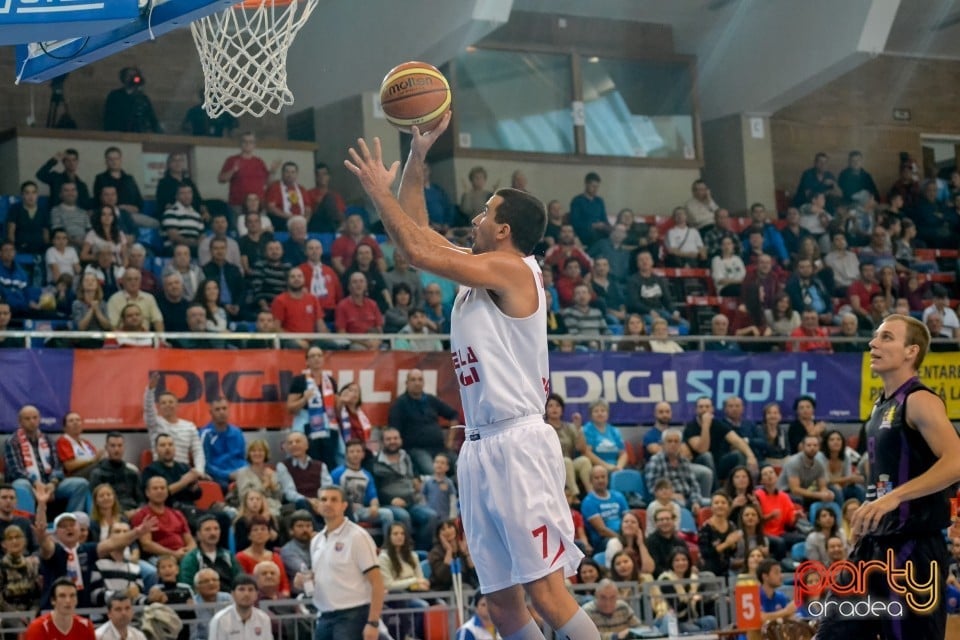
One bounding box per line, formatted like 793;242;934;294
14;0;233;83
0;0;140;46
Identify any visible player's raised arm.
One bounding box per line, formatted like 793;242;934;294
397;112;452;228
345;137;528;297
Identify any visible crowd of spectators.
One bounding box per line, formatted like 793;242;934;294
2;142;958;357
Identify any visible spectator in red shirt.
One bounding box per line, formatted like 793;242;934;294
55;411;103;479
543;224;592;275
132;476;196;561
555;256;595;308
330;213;385;276
307;162;346;233
846;262;880;317
217;132;279;208
335;272;383;350
299;238;342;324
265;161;314;232
24;578;96;640
787;308;832;353
270;267;323;349
755;465;803;560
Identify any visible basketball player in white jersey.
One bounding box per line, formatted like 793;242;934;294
346;114;599;640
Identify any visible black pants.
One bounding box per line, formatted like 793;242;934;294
315;604;370;640
815;532;946;640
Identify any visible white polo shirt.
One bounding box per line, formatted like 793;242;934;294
207;605;273;640
95;622;147;640
310;517;378;613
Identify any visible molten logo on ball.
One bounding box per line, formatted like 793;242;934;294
385;76;436;96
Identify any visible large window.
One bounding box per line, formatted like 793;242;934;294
452;49;699;163
581;56;696;159
455;49;575;154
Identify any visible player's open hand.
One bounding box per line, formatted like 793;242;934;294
345;137;399;199
409;111;452;160
849;493;900;542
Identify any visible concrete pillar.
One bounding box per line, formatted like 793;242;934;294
701;113;775;216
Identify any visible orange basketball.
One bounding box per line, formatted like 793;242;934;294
379;61;451;133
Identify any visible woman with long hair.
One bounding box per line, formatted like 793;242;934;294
817;430;866;503
383;282;414;334
657;547;719;633
233;488;280;551
698;491;740;576
604;511;655;574
235;517;290;596
737;547;768;582
231;440;282;516
427;519;479;591
573;558;605;603
544;393;592;498
609;550;640;597
90;483;125;542
731;504;769;574
72;272;112;331
787;395;828;453
337;381;373;448
615;313;649;352
758;402;790;465
804;506;845;563
723;466;760;526
378;523;430;640
80;205;127;265
765;292;801;339
731;283;772;350
710;236;746;297
193;279;228;332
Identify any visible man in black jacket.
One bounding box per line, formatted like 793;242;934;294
35;149;91;210
202;237;245;320
88;432;142;516
387;369;460;475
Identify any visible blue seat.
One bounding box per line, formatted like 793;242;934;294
0;196;11;226
273;231;289;243
138;227;163;254
14;253;35;267
142;199;157;219
317;232;336;253
151;256;170;278
14;483;34;514
229;321;255;332
24;319;71;331
420;559;431;580
416;550;428;562
593;551;606;566
610;469;649;503
678;507;696;534
791;541;807;562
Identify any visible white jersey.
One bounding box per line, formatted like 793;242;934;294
449;255;549;428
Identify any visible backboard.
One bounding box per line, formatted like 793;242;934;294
5;0;232;84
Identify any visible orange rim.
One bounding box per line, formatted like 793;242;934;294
236;0;295;8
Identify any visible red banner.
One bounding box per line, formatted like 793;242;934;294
70;349;460;431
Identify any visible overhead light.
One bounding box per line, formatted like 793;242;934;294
588;56;599;63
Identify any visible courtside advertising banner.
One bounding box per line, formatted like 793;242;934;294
0;350;864;431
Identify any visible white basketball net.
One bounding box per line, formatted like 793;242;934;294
190;0;318;118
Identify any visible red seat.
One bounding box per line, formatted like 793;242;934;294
914;248;959;260
195;480;225;510
139;449;153;470
696;506;712;528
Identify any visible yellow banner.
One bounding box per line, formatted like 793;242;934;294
860;352;960;420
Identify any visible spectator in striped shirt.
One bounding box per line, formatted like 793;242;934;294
161;185;205;255
144;373;205;476
249;240;291;313
562;284;609;350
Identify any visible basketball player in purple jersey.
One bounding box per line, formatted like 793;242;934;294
346;113;599;640
817;315;960;640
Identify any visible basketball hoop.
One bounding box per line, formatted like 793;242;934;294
190;0;318;118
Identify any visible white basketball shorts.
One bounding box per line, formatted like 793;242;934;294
457;415;584;593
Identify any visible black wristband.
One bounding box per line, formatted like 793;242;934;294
366;621;379;628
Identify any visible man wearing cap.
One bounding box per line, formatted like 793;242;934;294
922;285;959;338
569;171;610;246
3;405;90;515
37;487;159;611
